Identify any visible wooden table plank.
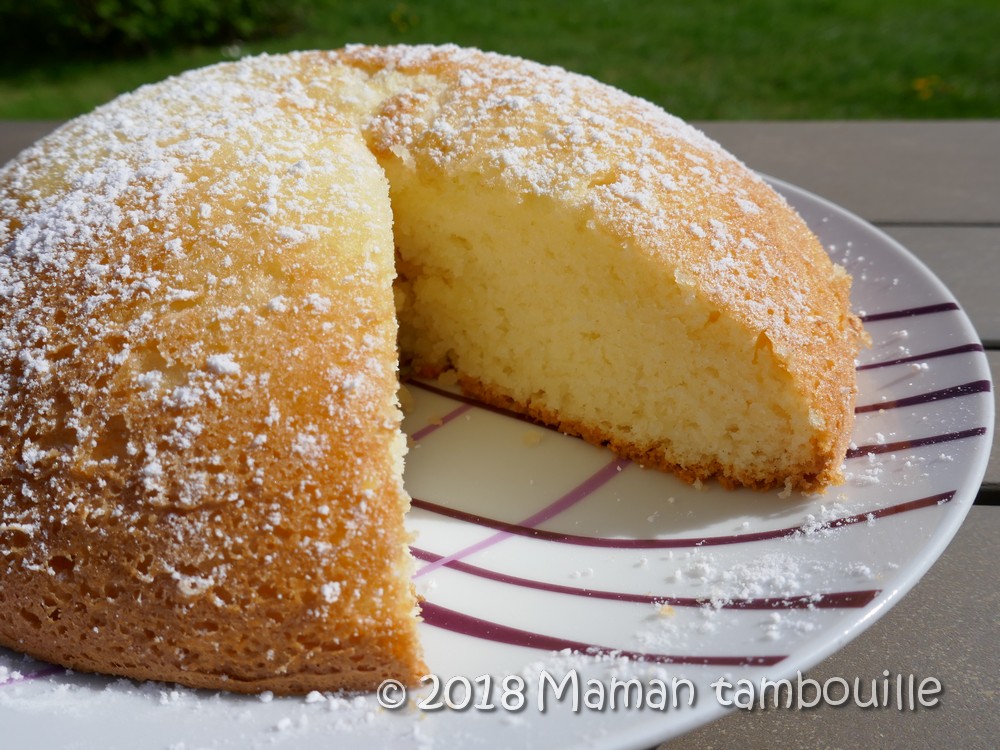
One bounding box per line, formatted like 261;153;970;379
698;121;1000;224
879;226;1000;345
0;120;58;166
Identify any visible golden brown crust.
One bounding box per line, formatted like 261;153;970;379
0;65;424;694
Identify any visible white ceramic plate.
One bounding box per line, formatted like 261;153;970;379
0;177;993;750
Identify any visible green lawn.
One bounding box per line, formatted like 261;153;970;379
2;0;997;120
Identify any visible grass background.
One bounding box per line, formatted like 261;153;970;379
1;0;997;120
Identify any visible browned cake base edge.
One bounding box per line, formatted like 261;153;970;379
446;372;842;493
0;601;426;695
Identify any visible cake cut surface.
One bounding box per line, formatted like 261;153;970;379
0;45;864;694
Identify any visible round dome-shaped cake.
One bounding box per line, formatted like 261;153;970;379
0;44;864;693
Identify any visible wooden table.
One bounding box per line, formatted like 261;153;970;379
2;120;997;749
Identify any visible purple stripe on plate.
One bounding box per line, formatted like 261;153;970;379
410;546;880;610
408;380;545;429
411;490;954;549
413;457;628;578
419;601;786;667
856;343;985;371
860;302;960;322
855;380;992;414
846;427;988;458
409;403;474;442
521;459;631;528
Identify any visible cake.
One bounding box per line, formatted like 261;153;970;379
0;45;864;694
